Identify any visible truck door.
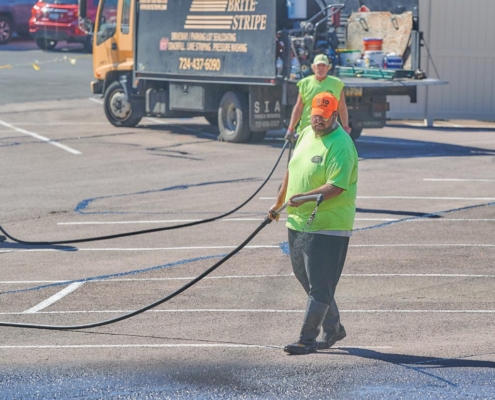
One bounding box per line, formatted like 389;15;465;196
93;0;133;77
93;0;118;73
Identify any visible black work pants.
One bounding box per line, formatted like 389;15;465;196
288;229;349;306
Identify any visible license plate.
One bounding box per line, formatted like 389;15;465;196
344;87;363;97
49;13;59;20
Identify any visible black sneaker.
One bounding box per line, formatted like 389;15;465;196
283;341;318;355
317;325;346;350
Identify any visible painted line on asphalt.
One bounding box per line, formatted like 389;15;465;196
0;119;81;155
261;196;495;201
424;178;495;182
89;98;103;104
15;122;107;126
56;217;495;225
23;282;84;313
2;309;495;316
0;254;226;295
1;243;493;255
357;138;425;146
57;218;287;225
0;344;392;350
2;273;495;285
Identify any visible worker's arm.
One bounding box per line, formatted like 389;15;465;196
288;183;344;208
285;94;304;142
338;91;351;134
267;170;289;221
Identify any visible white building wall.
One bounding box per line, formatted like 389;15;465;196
388;0;495;122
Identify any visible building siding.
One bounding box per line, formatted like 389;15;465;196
388;0;495;121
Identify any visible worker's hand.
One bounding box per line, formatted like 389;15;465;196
267;202;284;221
343;126;352;135
284;128;298;143
267;205;281;221
288;193;306;208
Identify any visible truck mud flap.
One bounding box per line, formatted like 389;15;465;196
249;86;284;132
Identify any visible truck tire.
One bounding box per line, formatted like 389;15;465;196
0;16;12;45
104;81;143;127
350;127;362;141
218;91;251;143
36;38;57;51
249;131;266;142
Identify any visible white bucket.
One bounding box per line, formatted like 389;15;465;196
364;50;385;68
287;0;307;19
338;50;361;67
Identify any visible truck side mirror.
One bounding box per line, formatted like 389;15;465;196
78;17;93;34
79;0;87;18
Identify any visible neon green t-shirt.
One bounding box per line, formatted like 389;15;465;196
297;75;345;133
285;125;358;232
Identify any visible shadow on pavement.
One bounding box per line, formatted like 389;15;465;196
356;208;443;218
0;242;77;251
355;135;495;160
335;347;495;369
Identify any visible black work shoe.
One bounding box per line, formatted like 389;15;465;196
0;235;5;242
317;325;347;350
283;341;318;355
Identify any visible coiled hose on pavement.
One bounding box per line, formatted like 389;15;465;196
0;195;323;331
0;217;273;330
0;141;290;245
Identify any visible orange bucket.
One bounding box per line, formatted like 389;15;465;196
363;38;383;51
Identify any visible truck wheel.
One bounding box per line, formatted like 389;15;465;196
218;91;251;143
36;38;57;51
0;16;12;45
249;131;266;142
104;81;143;127
204;114;218;126
350;127;362;141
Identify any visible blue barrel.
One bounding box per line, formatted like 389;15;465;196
385;55;403;69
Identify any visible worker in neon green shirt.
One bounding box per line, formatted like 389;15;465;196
285;54;351;141
268;92;358;355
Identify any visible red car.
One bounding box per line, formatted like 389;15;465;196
29;0;97;51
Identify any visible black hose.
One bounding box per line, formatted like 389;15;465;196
0;141;288;245
0;218;272;330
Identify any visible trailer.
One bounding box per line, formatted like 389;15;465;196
79;0;446;142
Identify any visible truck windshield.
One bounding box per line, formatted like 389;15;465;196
52;0;78;4
96;0;117;45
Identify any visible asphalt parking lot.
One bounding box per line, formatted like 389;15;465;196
0;39;494;399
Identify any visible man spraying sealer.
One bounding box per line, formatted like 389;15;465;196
268;92;358;355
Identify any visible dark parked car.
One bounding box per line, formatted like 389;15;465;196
0;0;38;44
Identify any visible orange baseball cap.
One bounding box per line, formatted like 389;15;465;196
311;92;339;119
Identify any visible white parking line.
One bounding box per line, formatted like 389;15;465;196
56;217;495;225
23;282;84;313
1;243;494;254
15;122;107;126
2;309;495;316
0;344;392;350
424;178;495;182
2;273;495;285
261;196;495;201
0;119;82;155
57;218;284;225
